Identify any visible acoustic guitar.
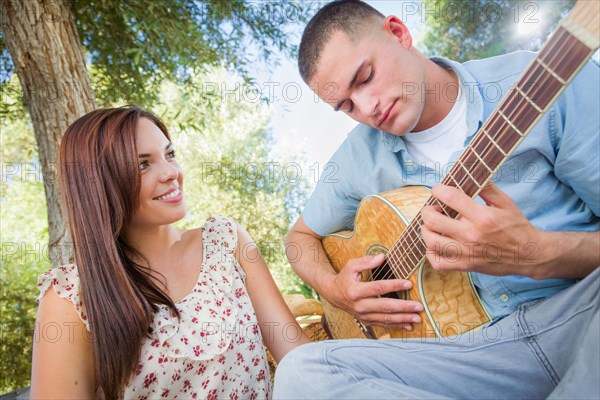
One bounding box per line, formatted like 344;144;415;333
320;0;599;340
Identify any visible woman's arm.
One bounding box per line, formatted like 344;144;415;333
235;225;311;363
30;288;95;399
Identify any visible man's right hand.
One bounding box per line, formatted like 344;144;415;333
286;216;424;331
327;253;424;330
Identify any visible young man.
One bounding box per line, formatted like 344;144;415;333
274;1;599;399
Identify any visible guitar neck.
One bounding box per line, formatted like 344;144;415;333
386;1;600;279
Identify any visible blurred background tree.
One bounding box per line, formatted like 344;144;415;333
422;0;576;60
1;0;313;392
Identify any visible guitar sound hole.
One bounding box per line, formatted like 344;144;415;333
368;259;410;301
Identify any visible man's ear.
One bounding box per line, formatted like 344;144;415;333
384;15;412;49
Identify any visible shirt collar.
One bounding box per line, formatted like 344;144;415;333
380;56;485;153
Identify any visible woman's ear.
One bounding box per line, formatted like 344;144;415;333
384;15;413;49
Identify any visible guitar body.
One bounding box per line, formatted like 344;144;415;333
321;186;491;339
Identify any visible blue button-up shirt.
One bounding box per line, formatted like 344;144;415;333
302;51;600;320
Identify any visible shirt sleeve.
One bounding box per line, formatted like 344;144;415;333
552;59;600;217
302;153;360;237
36;264;90;331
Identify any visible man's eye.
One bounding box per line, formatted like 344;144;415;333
341;100;354;113
364;68;374;83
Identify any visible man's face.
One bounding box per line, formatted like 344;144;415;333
309;18;426;136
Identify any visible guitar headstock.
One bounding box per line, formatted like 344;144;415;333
562;0;600;50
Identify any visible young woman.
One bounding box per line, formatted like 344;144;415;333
30;107;310;399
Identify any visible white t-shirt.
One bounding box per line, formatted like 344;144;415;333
402;84;467;171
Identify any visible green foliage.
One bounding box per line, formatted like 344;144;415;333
421;0;576;61
1;115;50;391
1;1;311;110
0;250;46;394
73;0;310;107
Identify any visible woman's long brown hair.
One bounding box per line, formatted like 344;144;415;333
59;107;179;398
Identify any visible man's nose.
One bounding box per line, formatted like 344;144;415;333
353;89;379;119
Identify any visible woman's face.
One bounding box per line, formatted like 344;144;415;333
128;118;186;229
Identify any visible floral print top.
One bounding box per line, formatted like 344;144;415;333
37;215;272;399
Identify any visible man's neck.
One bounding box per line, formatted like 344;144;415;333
412;61;459;133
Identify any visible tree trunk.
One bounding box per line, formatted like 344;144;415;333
1;0;96;266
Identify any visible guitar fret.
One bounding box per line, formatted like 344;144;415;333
405;226;424;260
458;161;483;188
469;149;494;174
394;248;412;276
398;260;411;277
387;253;407;278
498;109;525;137
407;227;424;253
403;235;422;266
416;237;426;254
482;129;508;156
405;251;419;268
395;250;416;272
383;251;400;279
392;239;416;270
385;250;398;268
515;86;544;113
535;58;567;85
434;199;454;218
446;174;463;190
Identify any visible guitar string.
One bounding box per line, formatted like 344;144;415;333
371;28;579;283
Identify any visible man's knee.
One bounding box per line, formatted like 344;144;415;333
274;342;329;398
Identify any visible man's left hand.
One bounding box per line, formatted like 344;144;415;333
421;182;542;277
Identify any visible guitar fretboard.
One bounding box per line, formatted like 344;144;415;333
384;24;598;280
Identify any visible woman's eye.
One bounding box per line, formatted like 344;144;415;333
166;150;176;159
364;69;373;83
139;160;150;170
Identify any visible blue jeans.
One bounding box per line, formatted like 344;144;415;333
274;268;599;399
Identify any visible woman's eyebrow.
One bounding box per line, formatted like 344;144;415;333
138;142;173;158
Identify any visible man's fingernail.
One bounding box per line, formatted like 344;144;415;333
412;316;421;323
404;324;413;331
414;304;424;312
402;281;412;289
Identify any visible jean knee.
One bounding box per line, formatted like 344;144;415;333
274;342;331;397
276;341;325;376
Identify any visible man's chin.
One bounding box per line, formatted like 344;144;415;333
383;121;414;137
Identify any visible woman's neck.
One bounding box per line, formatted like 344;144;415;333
124;224;184;268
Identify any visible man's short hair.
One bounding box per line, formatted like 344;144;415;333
298;0;385;83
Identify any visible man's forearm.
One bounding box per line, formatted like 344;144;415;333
534;230;600;280
285;229;337;295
